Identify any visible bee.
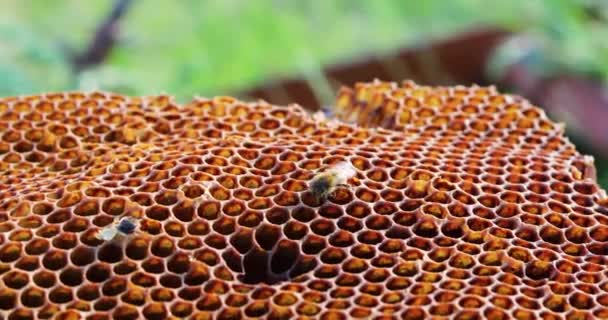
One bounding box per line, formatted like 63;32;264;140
96;216;139;242
309;161;357;201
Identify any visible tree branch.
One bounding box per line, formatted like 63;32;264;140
71;0;133;73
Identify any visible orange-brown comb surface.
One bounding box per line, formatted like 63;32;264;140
0;82;607;320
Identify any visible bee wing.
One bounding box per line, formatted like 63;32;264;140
333;162;357;181
97;227;118;241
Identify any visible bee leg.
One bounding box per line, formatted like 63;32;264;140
312;190;328;202
314;193;326;202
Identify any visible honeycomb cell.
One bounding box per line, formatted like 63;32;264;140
142;302;167;320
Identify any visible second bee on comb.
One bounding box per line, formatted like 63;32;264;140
96;216;139;242
309;161;357;201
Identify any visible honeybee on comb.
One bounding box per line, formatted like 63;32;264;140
96;216;140;242
309;161;357;201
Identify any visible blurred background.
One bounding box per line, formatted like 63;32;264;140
1;0;607;187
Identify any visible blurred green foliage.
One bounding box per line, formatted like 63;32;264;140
2;0;607;99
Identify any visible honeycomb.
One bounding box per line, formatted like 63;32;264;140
0;81;607;320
